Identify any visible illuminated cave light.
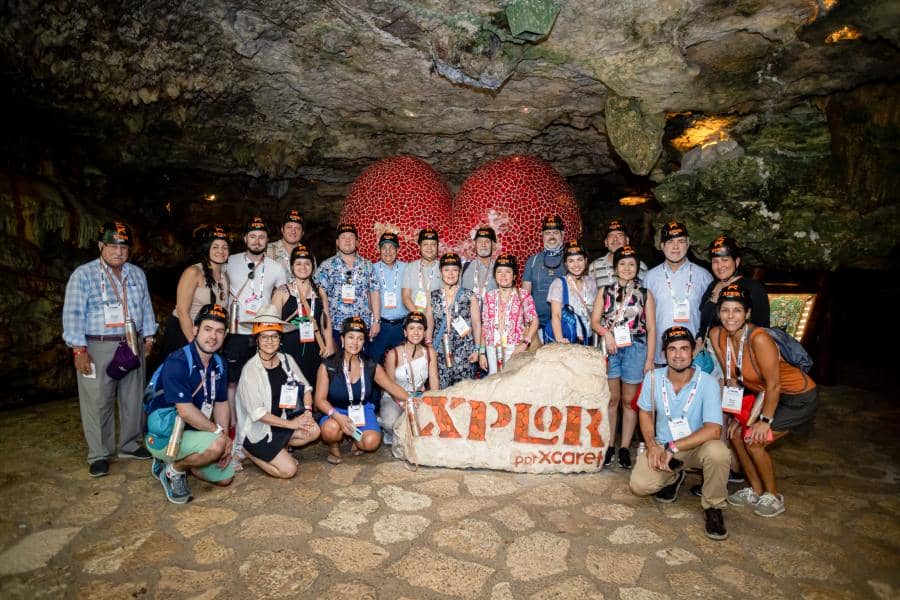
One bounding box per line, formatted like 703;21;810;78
825;25;861;44
204;193;217;202
618;195;650;207
669;115;738;153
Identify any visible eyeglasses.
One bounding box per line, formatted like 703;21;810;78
247;262;256;279
258;333;280;342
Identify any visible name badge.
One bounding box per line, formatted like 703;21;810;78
414;290;427;310
348;404;366;427
201;401;214;418
452;316;471;337
613;325;632;347
279;382;299;409
383;291;398;309
244;296;262;315
722;385;744;414
673;299;690;323
668;417;692;440
103;304;125;328
341;284;356;304
298;319;315;343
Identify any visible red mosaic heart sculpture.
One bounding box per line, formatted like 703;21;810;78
339;155;453;262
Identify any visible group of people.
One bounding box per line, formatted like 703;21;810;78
62;212;818;541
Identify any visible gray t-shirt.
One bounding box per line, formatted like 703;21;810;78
401;259;441;310
226;253;288;335
461;259;497;300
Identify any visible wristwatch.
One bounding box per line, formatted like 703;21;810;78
758;414;773;425
667;440;679;454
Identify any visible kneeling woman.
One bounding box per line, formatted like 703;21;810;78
709;284;817;518
381;311;439;445
315;316;412;464
236;305;320;479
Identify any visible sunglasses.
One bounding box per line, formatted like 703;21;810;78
248;262;256;279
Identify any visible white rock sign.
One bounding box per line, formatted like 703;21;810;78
392;344;610;473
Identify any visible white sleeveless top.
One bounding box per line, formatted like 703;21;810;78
392;347;429;393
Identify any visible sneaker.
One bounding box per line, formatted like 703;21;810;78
383;431;394;446
727;487;760;507
617;447;632;470
704;508;728;540
159;468;192;504
151;458;165;480
690;483;703;497
728;469;745;483
89;459;109;477
603;447;615;467
118;446;152;460
654;470;686;503
753;492;785;517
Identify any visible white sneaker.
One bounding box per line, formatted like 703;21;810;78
754;492;785;517
727;487;760;506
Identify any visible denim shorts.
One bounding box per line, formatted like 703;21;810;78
318;403;381;433
606;338;648;384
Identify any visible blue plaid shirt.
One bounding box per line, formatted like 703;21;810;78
313;253;380;329
62;259;158;347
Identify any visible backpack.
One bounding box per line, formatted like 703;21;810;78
541;277;590;345
143;345;225;414
765;327;813;373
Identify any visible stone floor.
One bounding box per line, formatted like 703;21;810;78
0;386;898;599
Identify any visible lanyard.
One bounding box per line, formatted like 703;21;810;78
343;356;366;406
377;262;400;291
418;261;437;292
473;260;491;296
246;253;266;298
196;362;217;405
497;288;522;345
442;285;461;322
289;281;316;317
566;275;592;313
664;263;693;301
401;345;424;393
98;261;129;315
725;325;749;385
660;373;701;420
613;281;635;324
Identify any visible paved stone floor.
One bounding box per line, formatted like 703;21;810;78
0;386;897;599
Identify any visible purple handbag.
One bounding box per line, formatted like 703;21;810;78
106;341;141;380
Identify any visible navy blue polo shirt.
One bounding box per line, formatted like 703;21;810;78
147;343;228;421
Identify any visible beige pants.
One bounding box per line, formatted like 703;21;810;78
629;440;730;509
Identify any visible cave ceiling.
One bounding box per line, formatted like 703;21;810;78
1;0;897;183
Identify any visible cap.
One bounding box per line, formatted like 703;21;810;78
403;311;427;329
207;226;228;242
474;226;497;242
194;303;228;327
541;215;564;232
290;244;314;264
563;239;587;259
439;252;462;269
337;223;358;237
246;215;268;234
283;209;304;226
605;219;627;238
493;253;518;275
341;316;368;336
717;282;751;309
708;235;740;258
662;326;695;350
418;228;439;244
613;245;639;268
660;221;689;243
379;232;400;248
99;222;132;246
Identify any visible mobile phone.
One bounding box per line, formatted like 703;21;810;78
350;426;363;442
668;457;684;470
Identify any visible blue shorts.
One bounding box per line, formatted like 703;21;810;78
607;339;648;384
318;402;381;433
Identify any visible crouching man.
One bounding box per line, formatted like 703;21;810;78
629;326;731;540
145;304;234;504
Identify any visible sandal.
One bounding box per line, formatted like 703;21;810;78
326;454;342;465
350;443;364;457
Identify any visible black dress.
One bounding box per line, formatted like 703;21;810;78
280;286;326;386
242;366;296;462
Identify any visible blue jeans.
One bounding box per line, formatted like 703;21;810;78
367;319;406;364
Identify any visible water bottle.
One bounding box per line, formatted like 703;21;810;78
124;319;140;355
228;301;240;334
164;416;185;460
406;396;421;436
637;442;646;456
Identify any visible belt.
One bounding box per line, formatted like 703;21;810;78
85;334;127;342
381;317;406;325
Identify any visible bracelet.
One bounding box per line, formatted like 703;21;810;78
758;414;773;425
304;406;313;411
667;441;679;454
214;424;224;436
72;348;87;356
327;408;335;417
479;344;486;352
